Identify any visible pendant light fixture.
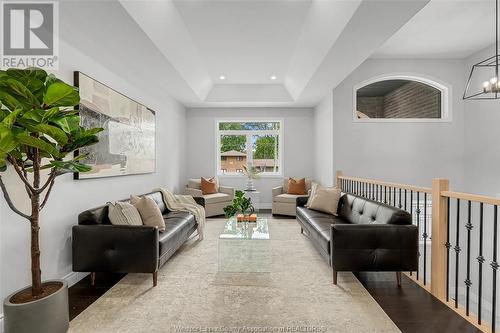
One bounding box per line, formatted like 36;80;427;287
463;0;500;100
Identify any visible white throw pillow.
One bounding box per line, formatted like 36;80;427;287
306;182;319;207
108;201;143;226
308;186;342;216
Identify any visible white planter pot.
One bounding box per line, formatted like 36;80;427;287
3;280;69;333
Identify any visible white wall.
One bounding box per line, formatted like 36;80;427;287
329;58;466;189
463;44;500;196
185;108;315;206
0;2;187;325
314;94;334;186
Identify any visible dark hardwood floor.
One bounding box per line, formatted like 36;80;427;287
68;272;125;320
355;272;482;333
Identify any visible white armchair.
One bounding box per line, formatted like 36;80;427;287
272;178;312;216
184;179;235;217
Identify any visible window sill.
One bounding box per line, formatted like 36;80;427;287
217;174;283;179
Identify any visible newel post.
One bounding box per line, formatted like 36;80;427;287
431;178;449;300
335;170;343;188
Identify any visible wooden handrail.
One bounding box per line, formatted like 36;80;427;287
441;190;500;206
338;175;432;194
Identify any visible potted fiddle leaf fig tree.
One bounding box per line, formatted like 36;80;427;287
0;68;103;333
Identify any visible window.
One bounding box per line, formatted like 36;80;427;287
217;120;282;176
354;75;450;122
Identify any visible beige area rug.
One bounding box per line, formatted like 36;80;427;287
69;218;400;333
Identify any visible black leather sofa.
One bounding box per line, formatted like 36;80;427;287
72;191;198;287
296;193;418;286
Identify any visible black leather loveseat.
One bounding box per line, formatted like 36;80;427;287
296;193;418;286
72;191;198;287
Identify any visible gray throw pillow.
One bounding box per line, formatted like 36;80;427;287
130;195;166;232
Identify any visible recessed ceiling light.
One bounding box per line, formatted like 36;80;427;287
219;75;226;80
270;75;277;80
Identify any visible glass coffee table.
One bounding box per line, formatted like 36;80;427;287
218;216;270;273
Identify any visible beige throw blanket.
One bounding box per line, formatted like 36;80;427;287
154;188;205;240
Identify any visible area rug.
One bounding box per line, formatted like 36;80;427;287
69;218;400;333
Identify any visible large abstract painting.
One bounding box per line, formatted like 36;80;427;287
74;72;156;179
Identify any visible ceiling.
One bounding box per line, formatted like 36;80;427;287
107;0;494;108
174;0;312;84
374;0;495;59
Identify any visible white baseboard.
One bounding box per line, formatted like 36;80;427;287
62;271;89;287
258;203;272;209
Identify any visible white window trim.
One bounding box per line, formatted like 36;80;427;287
215;119;284;177
353;73;452;123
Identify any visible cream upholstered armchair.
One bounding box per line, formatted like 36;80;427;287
272;178;313;216
184;178;235;217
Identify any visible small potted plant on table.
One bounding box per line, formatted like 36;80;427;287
223;190;255;221
0;67;102;333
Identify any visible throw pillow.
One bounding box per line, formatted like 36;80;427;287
130;195;166;232
201;177;218;195
308;186;342;216
288;178;306;195
108;201;143;226
305;182;319;207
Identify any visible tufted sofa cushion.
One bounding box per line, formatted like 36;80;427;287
337;193;412;225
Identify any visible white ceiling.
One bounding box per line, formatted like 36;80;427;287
174;0;312;84
112;0;495;107
373;0;495;59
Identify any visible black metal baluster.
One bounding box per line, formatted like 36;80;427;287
384;186;387;204
492;205;498;333
404;189;407;211
455;199;461;308
398;188;402;209
423;192;428;285
465;200;472;316
416;191;421;280
477;202;484;325
393;187;396;208
446;197;451;302
410;190;413;221
372;184;375;200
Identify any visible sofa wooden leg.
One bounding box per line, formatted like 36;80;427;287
396;271;402;287
153;272;158;287
90;272;96;286
332;270;338;285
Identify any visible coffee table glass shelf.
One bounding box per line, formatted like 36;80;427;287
218;216;270;273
